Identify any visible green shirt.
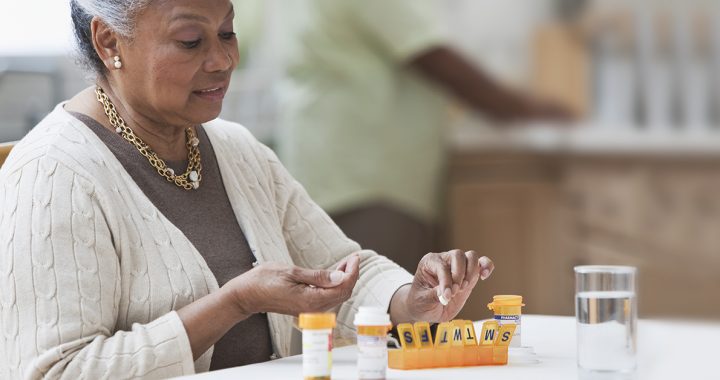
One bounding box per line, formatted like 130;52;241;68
276;0;450;221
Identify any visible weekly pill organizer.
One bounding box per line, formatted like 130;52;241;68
388;319;516;370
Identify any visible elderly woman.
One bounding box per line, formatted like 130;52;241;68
0;0;494;378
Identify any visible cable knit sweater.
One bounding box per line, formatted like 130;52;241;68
0;104;414;379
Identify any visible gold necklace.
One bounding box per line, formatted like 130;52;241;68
95;86;202;190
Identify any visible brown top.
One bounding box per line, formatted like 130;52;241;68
71;112;274;370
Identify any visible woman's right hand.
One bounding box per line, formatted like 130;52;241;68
222;254;361;316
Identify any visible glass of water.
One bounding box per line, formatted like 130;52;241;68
574;266;637;376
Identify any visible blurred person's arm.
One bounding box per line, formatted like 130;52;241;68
348;0;572;122
410;46;573;122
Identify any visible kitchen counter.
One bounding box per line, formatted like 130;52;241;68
450;121;720;157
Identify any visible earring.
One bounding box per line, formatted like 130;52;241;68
113;56;122;69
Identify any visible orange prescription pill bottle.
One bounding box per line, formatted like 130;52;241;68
487;295;524;347
354;307;392;380
299;313;336;380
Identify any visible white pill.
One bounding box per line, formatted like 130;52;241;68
438;293;450;306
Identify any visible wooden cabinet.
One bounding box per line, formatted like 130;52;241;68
448;152;573;318
563;158;720;318
448;151;720;319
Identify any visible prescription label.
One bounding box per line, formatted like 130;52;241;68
302;329;332;378
357;334;387;379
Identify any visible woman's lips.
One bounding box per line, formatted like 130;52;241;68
192;86;226;102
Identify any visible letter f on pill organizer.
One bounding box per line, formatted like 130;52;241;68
414;322;433;349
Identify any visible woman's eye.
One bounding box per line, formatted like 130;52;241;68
220;32;236;40
180;39;201;49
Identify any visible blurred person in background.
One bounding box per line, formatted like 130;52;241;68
271;0;572;272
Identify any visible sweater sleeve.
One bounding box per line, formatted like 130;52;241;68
260;145;414;341
0;157;195;379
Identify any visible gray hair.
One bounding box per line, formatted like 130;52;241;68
70;0;153;77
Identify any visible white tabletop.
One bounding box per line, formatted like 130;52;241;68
179;315;720;380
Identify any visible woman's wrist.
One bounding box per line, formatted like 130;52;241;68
219;278;255;321
389;284;416;325
177;286;252;360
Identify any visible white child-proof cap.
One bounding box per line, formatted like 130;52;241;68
353;306;391;326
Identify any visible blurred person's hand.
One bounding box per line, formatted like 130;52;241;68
390;250;494;323
222;254;360;316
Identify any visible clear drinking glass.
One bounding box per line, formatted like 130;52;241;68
575;266;637;376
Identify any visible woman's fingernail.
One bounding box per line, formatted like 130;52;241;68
462;280;469;289
330;271;344;284
481;269;490;280
479;257;491;267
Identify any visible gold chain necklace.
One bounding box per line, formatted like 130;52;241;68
95;86;202;190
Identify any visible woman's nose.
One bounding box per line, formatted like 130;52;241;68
205;40;236;73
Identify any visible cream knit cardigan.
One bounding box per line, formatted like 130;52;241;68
0;104;413;379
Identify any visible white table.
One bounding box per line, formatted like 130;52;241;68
179;315;720;380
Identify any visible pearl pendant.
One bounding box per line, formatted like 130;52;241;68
192;181;200;189
189;170;199;182
167;168;175;177
115;127;122;134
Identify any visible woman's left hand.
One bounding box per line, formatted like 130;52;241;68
391;250;494;323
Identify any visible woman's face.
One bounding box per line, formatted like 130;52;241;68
111;0;238;127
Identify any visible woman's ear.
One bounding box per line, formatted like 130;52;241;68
90;17;121;71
